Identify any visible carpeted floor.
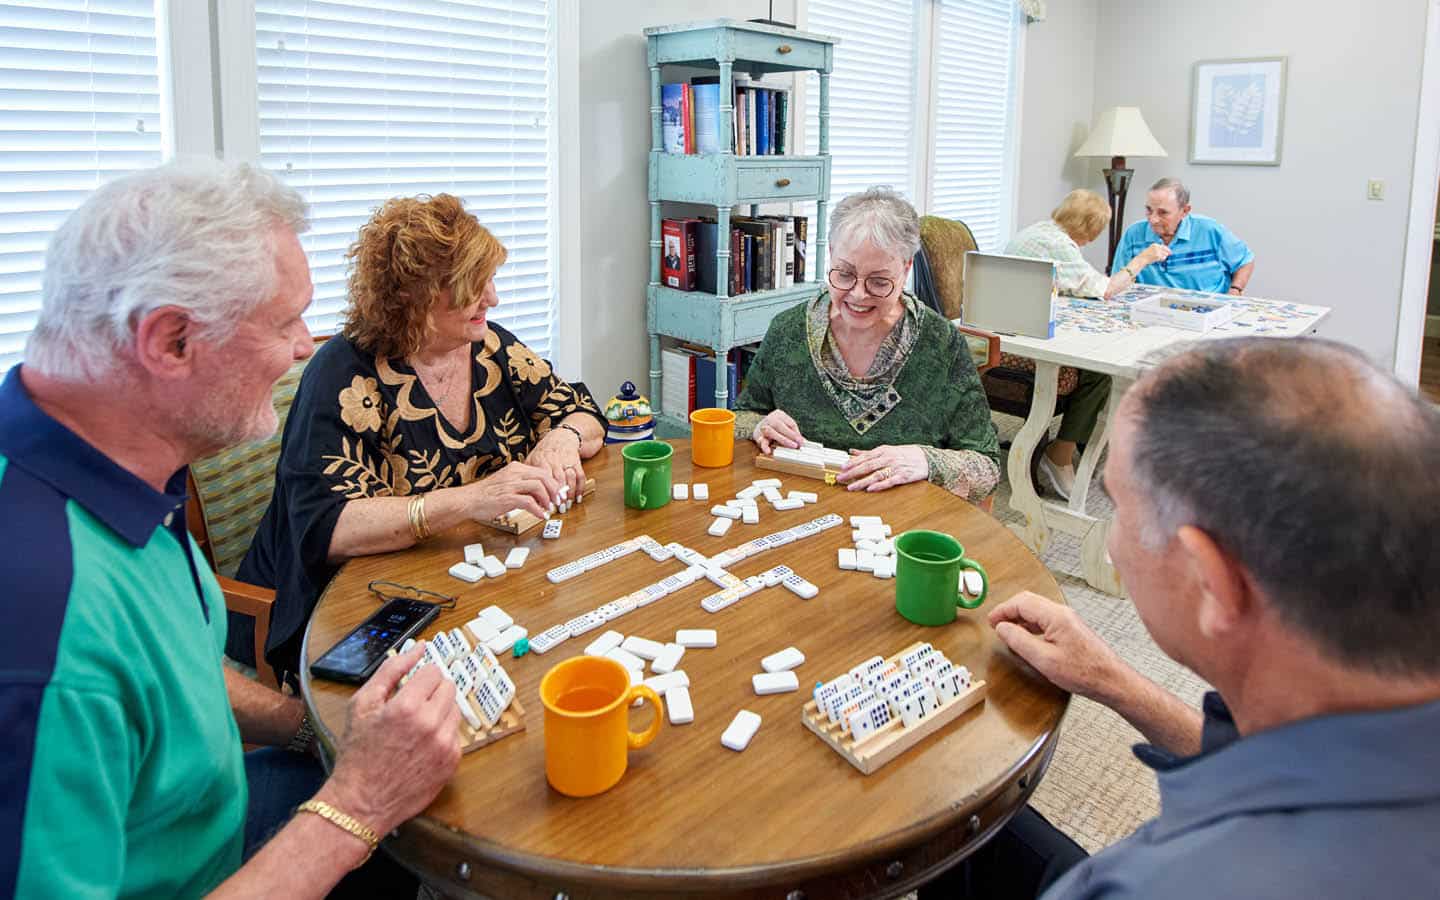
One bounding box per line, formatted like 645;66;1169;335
988;414;1211;854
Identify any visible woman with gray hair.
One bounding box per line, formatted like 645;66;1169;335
734;187;1000;502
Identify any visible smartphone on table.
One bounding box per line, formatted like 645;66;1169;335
310;597;440;684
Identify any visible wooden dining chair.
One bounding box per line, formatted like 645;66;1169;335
187;339;324;690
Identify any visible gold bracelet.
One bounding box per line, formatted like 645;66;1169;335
296;799;379;865
407;495;429;542
415;493;431;539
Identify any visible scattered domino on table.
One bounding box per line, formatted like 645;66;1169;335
621;636;665;660
464;543;486;565
480;555;506;579
675;628;716;648
692;483;709;500
673;483;689;500
477;606;513;630
761;646;805;672
651;643;685;674
710;505;742;520
504;547;529;569
721;710;762;751
708;517;734;537
449;562;484;583
963;570;985;595
753;670;800;695
872;558;895;579
542;519;562;539
838;548;857;570
585;630;624;657
666;685;694;725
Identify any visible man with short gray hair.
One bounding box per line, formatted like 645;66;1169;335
0;159;460;897
955;337;1440;898
1113;177;1254;295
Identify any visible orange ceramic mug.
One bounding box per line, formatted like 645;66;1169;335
539;655;664;797
690;407;736;467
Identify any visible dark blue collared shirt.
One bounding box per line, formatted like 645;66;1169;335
1044;691;1440;899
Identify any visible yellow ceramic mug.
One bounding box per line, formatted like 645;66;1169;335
690;407;736;467
539;655;664;797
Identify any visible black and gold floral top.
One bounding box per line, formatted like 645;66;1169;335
232;325;604;676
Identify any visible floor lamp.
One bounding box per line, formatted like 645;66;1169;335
1073;107;1167;275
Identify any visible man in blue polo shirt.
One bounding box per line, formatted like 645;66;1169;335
0;160;462;897
1113;177;1254;295
975;337;1440;898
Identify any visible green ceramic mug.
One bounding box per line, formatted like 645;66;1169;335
894;530;989;626
621;440;673;510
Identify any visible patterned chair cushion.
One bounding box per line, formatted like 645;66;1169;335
996;353;1081;396
190;355;312;578
918;215;976;321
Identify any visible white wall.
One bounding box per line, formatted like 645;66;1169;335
1015;0;1100;228
576;1;798;399
1087;0;1431;367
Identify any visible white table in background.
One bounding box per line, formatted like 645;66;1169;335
989;286;1331;595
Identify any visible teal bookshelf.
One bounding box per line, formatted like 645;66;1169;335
643;19;837;433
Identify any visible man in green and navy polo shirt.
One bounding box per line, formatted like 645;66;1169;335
1113;177;1255;295
0;160;460;898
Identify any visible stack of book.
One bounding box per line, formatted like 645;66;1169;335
661;75;794;156
662;215;809;295
660;345;759;413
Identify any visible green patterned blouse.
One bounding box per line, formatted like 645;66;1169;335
734;292;1000;501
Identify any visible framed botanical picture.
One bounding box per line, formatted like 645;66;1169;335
1189;56;1288;166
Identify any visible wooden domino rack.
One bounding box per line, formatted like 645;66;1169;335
801;642;988;775
484;478;596;535
753;454;842;484
460;697;526;754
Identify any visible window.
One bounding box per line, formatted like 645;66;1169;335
928;0;1021;250
803;0;921;207
255;0;556;354
800;0;1021;253
0;1;164;372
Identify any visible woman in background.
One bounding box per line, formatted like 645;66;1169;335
1004;190;1168;499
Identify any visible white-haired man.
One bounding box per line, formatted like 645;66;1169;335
0;160;460;897
1113;177;1254;295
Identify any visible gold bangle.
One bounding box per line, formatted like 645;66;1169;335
296;799;379;865
407;495;430;542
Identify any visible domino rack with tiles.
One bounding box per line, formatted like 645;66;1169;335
396;621;527;754
753;440;851;482
800;641;988;774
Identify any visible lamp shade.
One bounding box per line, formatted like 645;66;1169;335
1073;106;1167;158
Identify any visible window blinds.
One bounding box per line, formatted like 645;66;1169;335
256;0;555;354
0;0;164;372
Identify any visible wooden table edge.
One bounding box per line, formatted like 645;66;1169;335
301;611;1070;891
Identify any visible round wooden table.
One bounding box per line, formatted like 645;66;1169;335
301;440;1069;900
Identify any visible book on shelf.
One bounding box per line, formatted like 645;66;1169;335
661;83;685;154
690;77;721;154
693;219;718;294
661;218;698;290
694;353;739;411
755;89;770;155
774;89;789;154
794;216;808;283
661;347;700;414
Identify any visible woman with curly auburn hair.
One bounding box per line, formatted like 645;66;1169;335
233;194;606;679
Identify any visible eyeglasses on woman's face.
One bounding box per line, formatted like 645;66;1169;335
828;267;897;298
